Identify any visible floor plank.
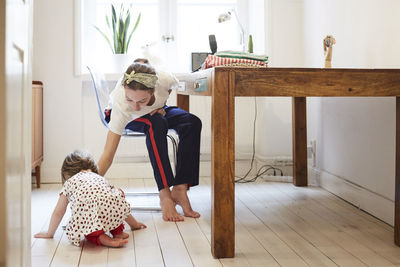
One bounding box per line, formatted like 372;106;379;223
243;182;369;266
267;182;394;266
49;231;83;267
107;230;136;267
133;212;165;267
31;184;60;247
78;241;108;267
143;179;193;267
133;179;165;267
191;178;251;267
274;182;400;265
176;218;222;267
237;183;338;267
31;215;65;267
235;197;309;267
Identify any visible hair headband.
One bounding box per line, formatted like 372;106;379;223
123;70;158;88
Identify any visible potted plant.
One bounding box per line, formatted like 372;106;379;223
94;4;141;54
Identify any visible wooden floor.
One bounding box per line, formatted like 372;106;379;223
31;177;400;267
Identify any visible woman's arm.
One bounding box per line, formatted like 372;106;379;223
98;130;121;176
149;89;172;116
34;194;68;238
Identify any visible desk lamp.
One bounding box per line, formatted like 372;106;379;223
217;10;245;52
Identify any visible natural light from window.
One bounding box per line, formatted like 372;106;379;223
77;0;260;74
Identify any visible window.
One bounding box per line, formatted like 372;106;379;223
75;0;263;74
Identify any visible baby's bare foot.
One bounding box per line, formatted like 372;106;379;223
110;238;128;247
159;188;184;222
98;234;128;248
113;232;129;239
171;184;200;218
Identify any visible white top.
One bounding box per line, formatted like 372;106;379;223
108;70;179;135
61;172;131;246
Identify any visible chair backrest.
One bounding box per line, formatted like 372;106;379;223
87;66;113;129
87;66;145;137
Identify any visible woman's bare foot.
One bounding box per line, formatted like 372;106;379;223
113;232;129;239
98;234;128;248
159;188;184;222
171;184;200;218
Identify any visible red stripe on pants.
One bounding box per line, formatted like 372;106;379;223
134;117;168;188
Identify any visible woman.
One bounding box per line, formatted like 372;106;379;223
98;61;202;222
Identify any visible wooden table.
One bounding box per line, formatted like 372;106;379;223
175;67;400;258
32;81;44;188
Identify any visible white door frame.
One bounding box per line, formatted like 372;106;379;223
0;0;32;266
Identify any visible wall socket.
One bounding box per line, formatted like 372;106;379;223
307;146;313;158
307;140;316;167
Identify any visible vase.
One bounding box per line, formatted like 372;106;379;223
103;53;134;74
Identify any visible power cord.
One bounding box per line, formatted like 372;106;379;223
235;97;284;183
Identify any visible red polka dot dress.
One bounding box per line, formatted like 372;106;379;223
61;172;131;246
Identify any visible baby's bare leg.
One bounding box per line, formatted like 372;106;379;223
98;234;128;247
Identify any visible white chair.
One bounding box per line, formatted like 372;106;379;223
87;66;179;211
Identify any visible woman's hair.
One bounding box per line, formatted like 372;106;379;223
133;58;149;64
122;62;156;94
61;150;98;184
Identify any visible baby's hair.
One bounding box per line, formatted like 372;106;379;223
122;62;156;93
61;150;98;184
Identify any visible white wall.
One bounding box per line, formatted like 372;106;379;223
33;0;84;183
256;0;397;224
303;0;399;224
257;0;304;161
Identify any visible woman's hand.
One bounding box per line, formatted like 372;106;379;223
150;108;166;116
34;232;54;239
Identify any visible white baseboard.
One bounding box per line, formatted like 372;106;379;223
310;167;394;226
259;166;319;184
106;159;267;179
41;154;295;183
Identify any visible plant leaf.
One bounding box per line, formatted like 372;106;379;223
106;15;110;30
117;17;124;53
95;3;141;54
132;12;141;33
111;4;118;52
122;13;130;53
94;25;114;53
127;13;141;51
111;4;117;26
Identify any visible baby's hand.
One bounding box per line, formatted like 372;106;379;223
131;222;147;230
34;232;53;238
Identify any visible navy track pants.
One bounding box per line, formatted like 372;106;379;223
106;106;201;191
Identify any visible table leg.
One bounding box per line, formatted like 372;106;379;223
177;94;189;112
35;165;41;188
395;96;400;245
211;70;235;258
292;97;308;186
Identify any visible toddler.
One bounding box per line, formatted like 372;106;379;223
34;150;146;247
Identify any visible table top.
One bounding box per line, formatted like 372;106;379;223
175;67;400;97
